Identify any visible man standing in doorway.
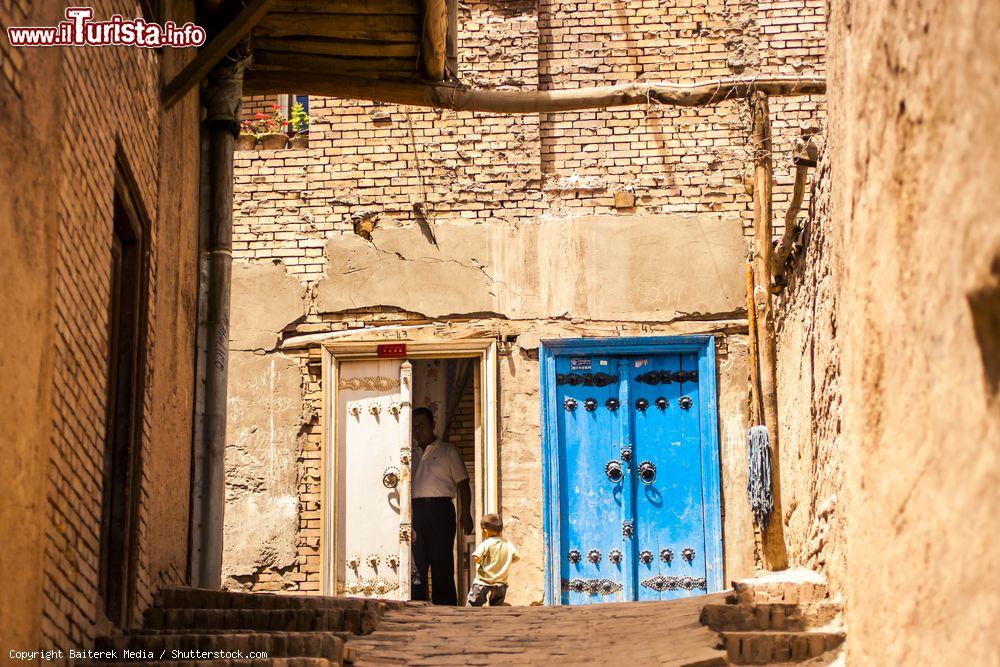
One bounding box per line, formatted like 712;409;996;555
411;407;473;605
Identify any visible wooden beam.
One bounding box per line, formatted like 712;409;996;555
254;37;420;58
773;127;820;282
252;51;416;74
420;0;447;80
772;163;809;279
244;72;826;112
273;0;420;14
161;0;276;109
749;91;789;571
257;13;419;39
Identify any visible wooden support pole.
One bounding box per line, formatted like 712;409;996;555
420;0;448;80
243;72;826;112
773;127;819;283
773;163;809;278
746;262;763;427
750;91;789;571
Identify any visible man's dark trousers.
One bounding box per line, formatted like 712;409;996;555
411;497;457;605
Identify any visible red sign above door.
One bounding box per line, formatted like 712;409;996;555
377;343;407;358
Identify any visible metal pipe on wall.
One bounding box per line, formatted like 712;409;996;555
190;59;245;588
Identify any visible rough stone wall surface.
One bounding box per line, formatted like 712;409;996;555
228;0;825;602
1;0;201;652
773;145;845;593
824;0;1000;662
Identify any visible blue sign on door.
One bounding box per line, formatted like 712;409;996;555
541;338;722;605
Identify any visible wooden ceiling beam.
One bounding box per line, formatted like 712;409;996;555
252;51;416;74
419;0;447;80
255;37;420;58
272;0;420;14
257;13;419;39
162;0;276;109
243;72;826;113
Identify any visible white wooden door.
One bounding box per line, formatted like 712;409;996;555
336;359;412;599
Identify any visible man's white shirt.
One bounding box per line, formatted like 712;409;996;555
412;440;468;498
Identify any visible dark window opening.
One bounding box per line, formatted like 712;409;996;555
99;168;149;628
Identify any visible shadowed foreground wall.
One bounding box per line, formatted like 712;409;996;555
777;0;999;662
1;0;201;653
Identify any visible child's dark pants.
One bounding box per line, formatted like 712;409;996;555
467;582;508;607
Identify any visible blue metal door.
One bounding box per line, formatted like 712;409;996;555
554;349;715;604
630;353;708;600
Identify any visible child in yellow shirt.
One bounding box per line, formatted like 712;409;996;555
467;513;520;606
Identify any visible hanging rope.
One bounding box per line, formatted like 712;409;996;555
747;425;774;528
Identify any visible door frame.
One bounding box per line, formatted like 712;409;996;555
539;336;723;604
320;338;499;597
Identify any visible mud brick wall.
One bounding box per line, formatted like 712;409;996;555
773;143;845;593
1;0;201;653
821;0;999;663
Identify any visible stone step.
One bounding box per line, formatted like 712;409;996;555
78;659;335;667
142;607;378;635
730;570;830;605
123;629;356;643
155;588;402;615
720;630;846;664
701;602;841;632
94;632;344;661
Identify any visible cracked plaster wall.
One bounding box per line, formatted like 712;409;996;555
314;214;746;322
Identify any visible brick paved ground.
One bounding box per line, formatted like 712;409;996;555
345;593;729;666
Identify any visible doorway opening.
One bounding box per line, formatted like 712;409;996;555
322;340;498;602
99;176;148;627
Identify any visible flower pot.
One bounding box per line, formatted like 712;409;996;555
289;134;309;149
259;133;288;150
237;134;257;151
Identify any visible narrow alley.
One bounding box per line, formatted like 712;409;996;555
2;0;997;666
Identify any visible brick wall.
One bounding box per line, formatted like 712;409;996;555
233;0;825;283
1;0;201;651
445;379;476;476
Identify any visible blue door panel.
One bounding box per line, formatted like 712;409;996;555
556;355;626;604
631;353;708;600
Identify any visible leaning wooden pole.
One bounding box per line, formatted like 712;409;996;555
244;73;825;113
750;91;789;571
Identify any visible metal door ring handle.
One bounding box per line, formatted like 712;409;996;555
638;461;656;485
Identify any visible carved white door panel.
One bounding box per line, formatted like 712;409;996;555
336;359;412;599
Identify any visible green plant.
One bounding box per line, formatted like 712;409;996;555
289;102;310;135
